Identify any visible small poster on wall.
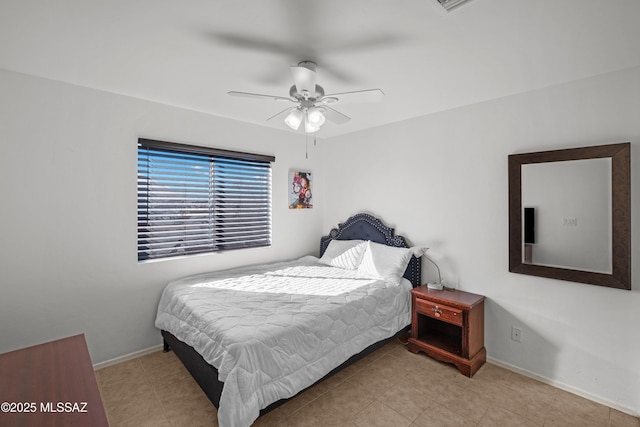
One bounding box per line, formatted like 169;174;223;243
289;170;313;209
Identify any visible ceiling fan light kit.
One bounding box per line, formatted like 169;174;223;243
229;61;384;134
285;103;326;132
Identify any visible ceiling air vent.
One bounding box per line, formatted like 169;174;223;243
436;0;474;11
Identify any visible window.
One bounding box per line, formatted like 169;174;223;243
137;139;274;261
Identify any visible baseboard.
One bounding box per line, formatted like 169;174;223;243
93;344;164;371
487;356;639;418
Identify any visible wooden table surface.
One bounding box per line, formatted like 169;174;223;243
0;334;109;426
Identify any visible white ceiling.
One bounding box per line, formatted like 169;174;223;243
2;0;640;138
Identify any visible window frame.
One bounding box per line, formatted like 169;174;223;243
137;138;275;262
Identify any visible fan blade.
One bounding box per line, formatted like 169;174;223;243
228;91;294;102
266;107;295;122
321;106;351;124
290;63;317;95
321;89;384;104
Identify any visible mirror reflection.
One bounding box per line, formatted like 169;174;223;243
521;158;612;273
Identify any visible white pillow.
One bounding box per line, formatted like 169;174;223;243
357;240;413;285
319;239;366;270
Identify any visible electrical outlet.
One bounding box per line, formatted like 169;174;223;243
511;326;522;342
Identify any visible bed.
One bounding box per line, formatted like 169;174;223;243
156;213;422;427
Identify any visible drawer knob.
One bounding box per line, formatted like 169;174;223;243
432;306;442;317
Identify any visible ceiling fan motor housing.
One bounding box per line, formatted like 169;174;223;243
290;84;325;101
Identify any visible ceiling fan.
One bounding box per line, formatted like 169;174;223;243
228;61;384;133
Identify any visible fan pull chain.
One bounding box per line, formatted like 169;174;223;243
303;133;317;159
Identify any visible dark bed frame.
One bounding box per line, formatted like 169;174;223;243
161;213;422;417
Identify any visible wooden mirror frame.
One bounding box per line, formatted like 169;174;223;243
509;143;631;290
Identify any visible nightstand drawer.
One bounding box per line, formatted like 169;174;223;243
415;298;463;326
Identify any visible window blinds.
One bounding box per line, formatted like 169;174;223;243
137;139;274;261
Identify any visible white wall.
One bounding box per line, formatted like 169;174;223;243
0;69;323;364
320;66;640;415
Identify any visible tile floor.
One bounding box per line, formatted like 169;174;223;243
95;340;639;427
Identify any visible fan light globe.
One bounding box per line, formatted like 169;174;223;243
306;107;325;126
304;117;321;133
284;108;304;130
304;107;325;133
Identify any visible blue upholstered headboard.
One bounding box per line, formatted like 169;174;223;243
320;213;422;287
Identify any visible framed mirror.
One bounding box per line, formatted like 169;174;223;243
509;143;631;290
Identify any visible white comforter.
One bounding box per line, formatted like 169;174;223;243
155;256;411;427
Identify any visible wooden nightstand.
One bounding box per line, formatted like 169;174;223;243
407;286;486;377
